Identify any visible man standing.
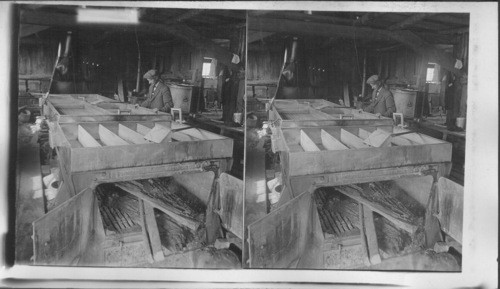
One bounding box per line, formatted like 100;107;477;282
362;75;395;118
140;69;174;113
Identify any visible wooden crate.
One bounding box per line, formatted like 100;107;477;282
275;125;452;178
54;120;233;195
269;99;394;128
44;94;171;123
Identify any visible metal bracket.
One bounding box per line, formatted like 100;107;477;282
202;161;221;175
340;114;354;120
118;109;132;115
421;167;439;181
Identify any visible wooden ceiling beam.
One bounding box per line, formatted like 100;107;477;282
249;16;463;75
438;27;469;35
164;9;205;24
388;13;433;30
20;10;242;70
248;16;393;41
248;10;273;17
356;13;374;25
266;11;354;25
387;30;464;75
428;14;469;26
247;31;275;43
415;31;455;44
19;24;50;38
355;12;385;25
206;10;246;20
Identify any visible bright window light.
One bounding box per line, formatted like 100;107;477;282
426;63;436;83
426;67;434;82
77;8;139;24
202;62;212;78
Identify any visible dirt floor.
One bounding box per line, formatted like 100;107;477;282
15;123;46;264
365;249;461;271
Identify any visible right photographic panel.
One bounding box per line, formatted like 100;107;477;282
244;10;468;270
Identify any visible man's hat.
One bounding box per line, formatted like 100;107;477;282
143;69;158;80
366;75;379;84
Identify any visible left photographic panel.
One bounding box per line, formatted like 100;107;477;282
15;4;245;268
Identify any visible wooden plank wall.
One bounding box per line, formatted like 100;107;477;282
18;33;201;96
366;47;432;92
18;40;58;79
247;35;466;109
246;40;368;103
246;50;283;84
18;38;58;93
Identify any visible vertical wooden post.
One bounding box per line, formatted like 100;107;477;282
135;29;141;92
361;50;367;99
415;55;428;92
362;205;381;264
358;203;371;266
142;202;164;262
138;199;154;263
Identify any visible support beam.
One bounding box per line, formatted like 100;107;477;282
164;9;205;24
388;13;433;30
358;204;371;266
355;12;385;25
438;27;469;35
248;10;274;17
247;31;275;43
20;10;242;71
206;10;246;20
248;16;462;74
248;16;393;42
264;11;354;26
141;201;165;262
427;14;470;26
19;24;49;38
361;205;382;265
387;30;464;76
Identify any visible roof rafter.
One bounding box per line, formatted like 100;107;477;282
20;9;242;70
388;13;433;30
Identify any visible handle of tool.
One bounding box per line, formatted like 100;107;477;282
171;126;193;133
391;131;415;137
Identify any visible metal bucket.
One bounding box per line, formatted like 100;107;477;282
169;84;193;114
392;89;418;118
